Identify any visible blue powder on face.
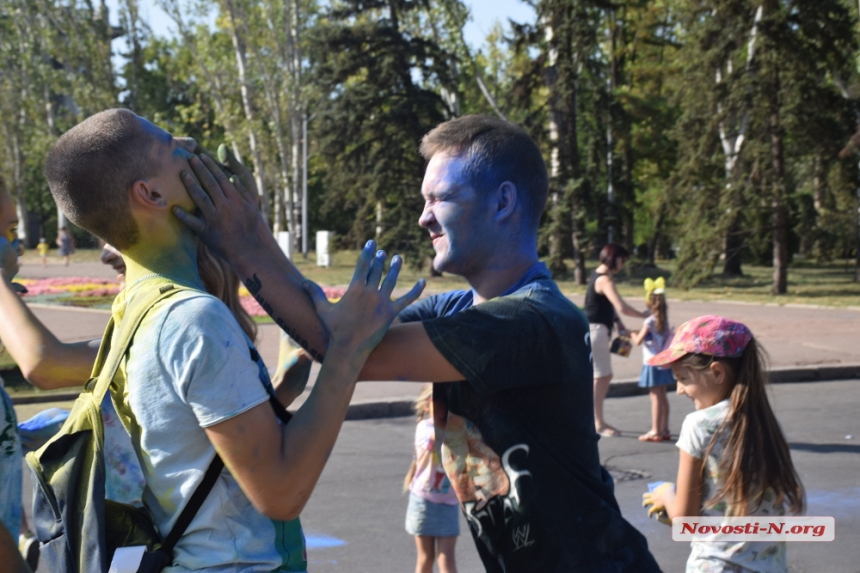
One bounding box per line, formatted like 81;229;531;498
138;117;172;144
173;147;192;160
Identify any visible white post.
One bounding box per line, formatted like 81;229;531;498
277;231;293;261
316;231;333;267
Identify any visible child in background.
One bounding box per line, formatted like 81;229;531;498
404;384;459;573
56;226;73;266
630;278;674;442
643;315;804;572
37;238;49;267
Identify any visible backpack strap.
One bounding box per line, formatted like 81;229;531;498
250;346;294;425
93;282;293;558
89;283;226;558
90;284;191;405
159;455;224;552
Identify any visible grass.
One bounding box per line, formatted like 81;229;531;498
16;248;860;307
602;259;860;308
285;251;860;308
52;294;118;307
19;248;106;265
4;250;858;397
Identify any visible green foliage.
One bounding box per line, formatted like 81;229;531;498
0;0;858;286
310;0;449;265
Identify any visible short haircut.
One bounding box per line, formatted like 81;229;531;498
599;243;629;270
419;115;549;230
45;109;158;249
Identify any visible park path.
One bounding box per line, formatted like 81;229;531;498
11;259;860;415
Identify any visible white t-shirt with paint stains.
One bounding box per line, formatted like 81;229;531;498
119;287;306;572
677;400;788;573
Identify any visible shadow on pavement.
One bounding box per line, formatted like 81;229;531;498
788;442;860;454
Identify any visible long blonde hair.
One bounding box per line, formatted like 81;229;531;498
403;384;433;492
197;243;257;343
679;338;804;516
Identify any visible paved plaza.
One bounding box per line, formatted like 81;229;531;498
8;259;860;572
10;259;860;408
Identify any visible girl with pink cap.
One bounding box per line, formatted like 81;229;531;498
642;315;805;572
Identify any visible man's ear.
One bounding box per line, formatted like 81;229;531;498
129;179;167;209
493;181;518;222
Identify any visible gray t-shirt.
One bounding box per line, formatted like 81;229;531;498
118;287;306;572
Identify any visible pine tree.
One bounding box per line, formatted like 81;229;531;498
310;0;450;266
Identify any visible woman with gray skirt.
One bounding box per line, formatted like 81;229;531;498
584;244;649;437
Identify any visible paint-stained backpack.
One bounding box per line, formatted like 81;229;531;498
24;283;219;572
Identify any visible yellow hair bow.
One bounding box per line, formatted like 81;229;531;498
644;277;666;304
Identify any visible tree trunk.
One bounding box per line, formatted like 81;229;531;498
856;180;860;282
544;5;588;284
723;214;744;275
772;197;788;293
569;201;586;284
810;155;826;259
608;5;635;252
286;0;302;252
223;0;270;223
162;0;250;219
544;19;568;277
770;69;788;295
716;6;763;277
648;203;667;265
10;131;30;246
121;0;142;111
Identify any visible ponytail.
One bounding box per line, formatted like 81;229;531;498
680;339;805;515
649;292;668;335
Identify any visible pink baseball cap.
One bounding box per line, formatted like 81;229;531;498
648;315;752;367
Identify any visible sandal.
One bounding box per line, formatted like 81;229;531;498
597;425;621;437
638;431;664;443
660;431;672;441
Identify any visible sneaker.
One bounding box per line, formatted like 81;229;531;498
18;532;40;571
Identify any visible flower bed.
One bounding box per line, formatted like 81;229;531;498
18;277;122;308
17;276;348;315
238;285;346;317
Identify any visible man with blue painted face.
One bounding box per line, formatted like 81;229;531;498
33;108;423;572
176;115;660;572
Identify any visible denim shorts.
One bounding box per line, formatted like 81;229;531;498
404;492;460;537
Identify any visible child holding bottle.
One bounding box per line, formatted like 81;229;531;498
643;315;805;572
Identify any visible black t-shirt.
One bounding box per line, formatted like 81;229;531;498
398;263;660;572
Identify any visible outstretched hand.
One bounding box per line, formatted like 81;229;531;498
304;240;425;360
173;145;265;265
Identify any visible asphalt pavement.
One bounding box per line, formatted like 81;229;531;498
10;259;860;409
9;259;860;571
232;380;860;572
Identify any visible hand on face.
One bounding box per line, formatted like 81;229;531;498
175;139;243;187
173;148;264;264
303;240;425;358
